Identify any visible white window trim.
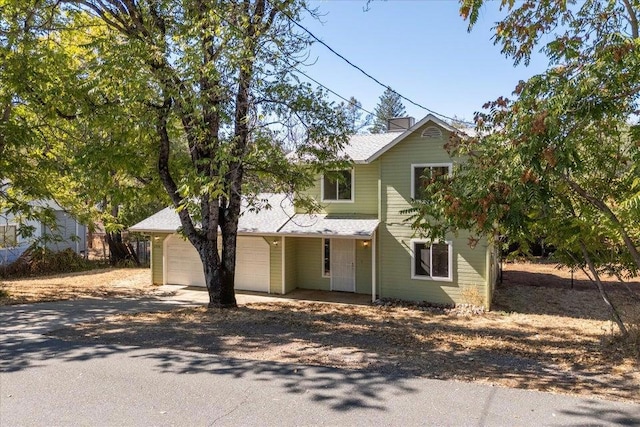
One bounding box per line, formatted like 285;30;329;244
322;238;331;278
410;163;452;199
321;169;355;203
410;239;453;282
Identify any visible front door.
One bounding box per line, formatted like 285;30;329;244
331;239;355;292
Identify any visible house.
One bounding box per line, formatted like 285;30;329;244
130;114;499;308
0;200;88;265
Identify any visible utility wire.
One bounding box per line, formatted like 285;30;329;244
292;67;375;116
209;6;375;118
272;1;475;126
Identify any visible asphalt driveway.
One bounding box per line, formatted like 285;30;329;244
1;296;639;426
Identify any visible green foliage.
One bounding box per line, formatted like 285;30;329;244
405;1;640;332
370;87;407;133
1;0;352;306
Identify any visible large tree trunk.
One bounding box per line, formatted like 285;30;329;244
105;231;140;266
198;237;236;308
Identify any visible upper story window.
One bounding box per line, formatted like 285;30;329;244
411;163;451;199
0;224;17;247
322;169;353;202
411;240;452;281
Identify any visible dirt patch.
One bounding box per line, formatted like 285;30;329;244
50;262;640;403
0;268;163;305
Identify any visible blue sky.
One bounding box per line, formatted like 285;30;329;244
299;0;550;123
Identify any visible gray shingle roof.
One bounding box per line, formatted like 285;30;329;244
341;133;399;162
278;214;379;238
129;193;295;234
130;194;380;238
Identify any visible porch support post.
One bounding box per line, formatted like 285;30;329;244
371;230;376;302
281;236;286;295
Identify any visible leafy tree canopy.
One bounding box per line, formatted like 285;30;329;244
370;87;406;133
2;0;351;306
406;0;640;334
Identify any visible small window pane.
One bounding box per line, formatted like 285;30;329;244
323;239;331;276
432;243;449;278
414;242;430;276
338;170;352;200
414;167;428;199
323;176;338;200
432;167;449;180
0;225;17;247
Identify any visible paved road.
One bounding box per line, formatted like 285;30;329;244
1;297;639;426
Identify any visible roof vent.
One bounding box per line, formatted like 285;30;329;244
421;126;443;139
387;117;415;132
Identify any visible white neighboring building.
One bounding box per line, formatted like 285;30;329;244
0;200;87;265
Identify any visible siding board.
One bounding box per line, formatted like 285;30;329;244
294;237;330;290
378;123;488;306
268;237;282;294
151;233;169;285
297;163;379;215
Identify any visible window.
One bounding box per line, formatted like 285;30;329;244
411;240;452;281
322;238;331;277
322;170;353;202
0;225;17;247
412;164;451;199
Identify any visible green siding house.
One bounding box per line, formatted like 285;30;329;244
130;114;499;308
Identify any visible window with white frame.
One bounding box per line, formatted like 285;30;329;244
412;164;451;199
322;170;353;202
0;225;17;247
322;238;331;277
411;240;452;281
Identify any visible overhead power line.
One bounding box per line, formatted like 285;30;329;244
272;1;474;126
208;6;375;119
292;67;375;116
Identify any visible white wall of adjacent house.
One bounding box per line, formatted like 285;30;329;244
164;234;270;293
0;203;87;265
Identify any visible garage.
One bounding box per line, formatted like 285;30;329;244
165;235;270;292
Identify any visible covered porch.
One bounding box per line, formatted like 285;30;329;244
271;214;380;302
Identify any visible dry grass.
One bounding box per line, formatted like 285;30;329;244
51;262;640;403
0;268;160;305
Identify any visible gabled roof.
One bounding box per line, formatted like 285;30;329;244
294;114;468;165
129;193;295;234
362;114;464;163
129;193;380;239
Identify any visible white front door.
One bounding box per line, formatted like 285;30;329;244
331;239;355;292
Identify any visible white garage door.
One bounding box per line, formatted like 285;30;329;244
165;235;270;293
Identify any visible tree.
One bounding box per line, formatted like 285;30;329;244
370;87;406;133
340;96;371;134
6;0;351;307
1;5;169;264
405;0;640;335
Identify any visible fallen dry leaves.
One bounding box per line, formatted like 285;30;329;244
0;268;160;305
8;261;638;402
52;262;640;403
